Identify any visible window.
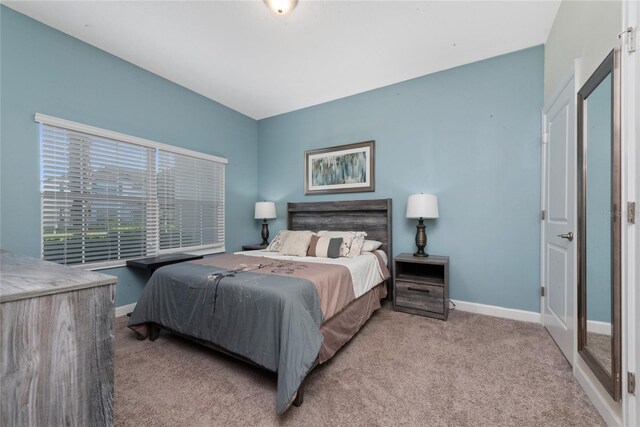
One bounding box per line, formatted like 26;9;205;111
38;114;227;268
157;150;225;252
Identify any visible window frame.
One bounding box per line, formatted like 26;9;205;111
36;113;228;270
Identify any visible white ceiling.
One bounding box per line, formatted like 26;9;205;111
4;1;561;120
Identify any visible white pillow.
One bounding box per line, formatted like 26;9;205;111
317;231;367;257
266;230;291;252
361;240;382;252
278;231;315;257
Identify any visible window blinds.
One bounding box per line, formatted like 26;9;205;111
38;114;226;267
157;151;225;252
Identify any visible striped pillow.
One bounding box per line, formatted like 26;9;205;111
317;231;368;257
307;235;343;259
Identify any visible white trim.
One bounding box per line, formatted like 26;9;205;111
34;113;228;164
587;320;613;336
77;247;226;271
543;68;577;112
117;299;542;333
158;245;225;256
73;261;129;271
115;303;136;318
451;299;541;324
182;247;226;257
622;1;639;426
575;361;623;427
571;61;581;371
540;108;547;326
118;298;539;329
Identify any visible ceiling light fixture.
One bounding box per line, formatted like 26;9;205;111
264;0;298;16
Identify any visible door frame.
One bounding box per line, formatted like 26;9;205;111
622;1;639;425
540;68;577;367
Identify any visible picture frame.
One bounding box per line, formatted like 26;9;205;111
304;140;375;195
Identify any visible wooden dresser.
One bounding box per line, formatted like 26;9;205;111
0;250;117;426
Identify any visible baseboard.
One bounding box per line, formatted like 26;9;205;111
587;320;612;336
451;299;541;324
118;299;539;323
115;302;136;318
575;361;622;426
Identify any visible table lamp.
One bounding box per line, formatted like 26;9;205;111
255;201;277;246
406;193;439;257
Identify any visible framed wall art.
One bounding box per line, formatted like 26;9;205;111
304;140;375;195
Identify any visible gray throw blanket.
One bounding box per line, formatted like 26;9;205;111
128;262;324;414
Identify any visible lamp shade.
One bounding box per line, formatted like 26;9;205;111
254;201;276;219
406;194;439;219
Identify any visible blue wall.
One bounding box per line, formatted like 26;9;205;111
1;6;545;313
0;7;259;306
258;46;544;312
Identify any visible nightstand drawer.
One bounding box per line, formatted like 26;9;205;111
395;281;444;314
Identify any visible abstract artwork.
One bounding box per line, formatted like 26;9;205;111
304;141;375;195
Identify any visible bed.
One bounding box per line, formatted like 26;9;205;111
127;199;393;414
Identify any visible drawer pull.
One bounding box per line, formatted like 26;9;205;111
408;287;430;293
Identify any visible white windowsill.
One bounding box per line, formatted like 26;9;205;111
71;246;226;271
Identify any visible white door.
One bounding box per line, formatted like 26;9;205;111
542;75;576;364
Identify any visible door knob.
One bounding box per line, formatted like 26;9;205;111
557;232;574;241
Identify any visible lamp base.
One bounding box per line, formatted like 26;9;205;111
261;221;270;246
413;219;429;257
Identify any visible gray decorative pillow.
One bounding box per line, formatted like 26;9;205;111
278;231;315;257
307;235;343;258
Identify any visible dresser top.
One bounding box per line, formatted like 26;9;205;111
0;250;117;303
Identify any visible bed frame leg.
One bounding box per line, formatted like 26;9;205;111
148;324;161;342
292;385;304;407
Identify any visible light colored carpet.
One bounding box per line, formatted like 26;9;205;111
115;306;604;426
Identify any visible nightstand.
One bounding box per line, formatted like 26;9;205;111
242;243;269;251
394;253;449;320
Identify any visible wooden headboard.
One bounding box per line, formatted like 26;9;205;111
287;198;393;266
